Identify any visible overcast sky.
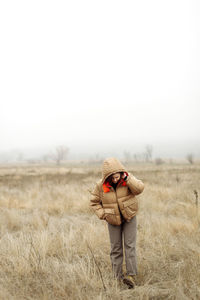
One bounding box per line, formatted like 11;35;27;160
1;0;200;159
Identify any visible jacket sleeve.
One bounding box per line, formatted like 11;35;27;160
126;173;144;195
90;183;105;220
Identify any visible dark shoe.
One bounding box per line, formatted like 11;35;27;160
123;275;136;289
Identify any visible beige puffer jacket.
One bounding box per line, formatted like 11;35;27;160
90;157;144;226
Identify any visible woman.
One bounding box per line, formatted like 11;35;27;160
90;157;144;288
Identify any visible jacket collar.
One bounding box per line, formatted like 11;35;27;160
102;178;127;193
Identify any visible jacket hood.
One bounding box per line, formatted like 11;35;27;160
102;157;127;183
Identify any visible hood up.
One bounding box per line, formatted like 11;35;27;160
102;157;127;183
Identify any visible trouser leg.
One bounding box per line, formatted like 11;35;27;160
123;216;137;275
107;223;123;279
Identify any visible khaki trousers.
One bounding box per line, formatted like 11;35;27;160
107;216;137;279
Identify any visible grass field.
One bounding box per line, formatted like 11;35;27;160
0;162;200;299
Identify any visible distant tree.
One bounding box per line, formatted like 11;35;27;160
145;145;153;162
51;145;69;165
186;153;194;164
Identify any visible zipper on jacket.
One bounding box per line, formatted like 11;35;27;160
111;186;121;220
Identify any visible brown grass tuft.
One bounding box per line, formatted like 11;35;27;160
0;163;199;299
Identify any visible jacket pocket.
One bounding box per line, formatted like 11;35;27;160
104;208;118;225
123;198;138;218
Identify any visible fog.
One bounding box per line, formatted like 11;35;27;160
1;0;200;161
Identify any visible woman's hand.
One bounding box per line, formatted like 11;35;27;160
102;211;107;220
122;172;128;181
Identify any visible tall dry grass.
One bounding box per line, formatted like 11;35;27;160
0;163;200;299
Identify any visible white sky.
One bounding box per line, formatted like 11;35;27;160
1;0;200;158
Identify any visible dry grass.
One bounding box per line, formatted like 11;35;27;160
0;162;200;299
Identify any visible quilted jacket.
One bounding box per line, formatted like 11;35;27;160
90;157;144;225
